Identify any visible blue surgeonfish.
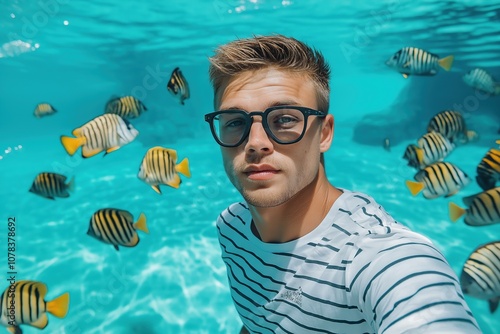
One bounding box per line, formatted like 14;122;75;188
386;47;454;78
137;146;191;194
460;241;500;313
87;208;148;251
449;187;500;226
406;161;470;199
60;113;139;158
463;68;500;95
166;67;190;105
0;280;69;334
104;95;147;119
29;172;74;200
34;103;57;118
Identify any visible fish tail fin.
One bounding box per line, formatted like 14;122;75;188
133;213;149;234
449;202;466;222
175;157;191;178
405;180;424;196
46;292;70;318
67;176;75;193
60;136;85;156
438;55;454;71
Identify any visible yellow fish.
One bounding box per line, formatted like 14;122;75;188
0;280;69;334
29;172;74;200
166;67;190;105
34;103;57;118
104;95;147;119
138;146;191;194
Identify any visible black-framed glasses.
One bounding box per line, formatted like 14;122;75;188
204;106;326;147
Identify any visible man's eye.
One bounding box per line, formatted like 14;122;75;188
225;118;246;128
276;115;297;124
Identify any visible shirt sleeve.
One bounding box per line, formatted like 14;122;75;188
345;228;482;334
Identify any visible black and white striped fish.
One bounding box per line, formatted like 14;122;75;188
427;110;470;144
34;103;57;118
460;241;500;313
0;280;69;333
104;95;147;119
166;67;190;105
385;47;454;78
403;132;455;169
449;187;500;226
406;161;470;199
87;208;148;251
29;172;74;200
476;147;500;191
137;146;191;194
60;114;138;158
463;68;500;95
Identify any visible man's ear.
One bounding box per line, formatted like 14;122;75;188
319;114;334;153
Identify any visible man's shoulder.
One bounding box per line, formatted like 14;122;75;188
216;201;251;226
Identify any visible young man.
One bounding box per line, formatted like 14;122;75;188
205;35;480;334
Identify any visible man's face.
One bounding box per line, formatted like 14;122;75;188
217;68;333;208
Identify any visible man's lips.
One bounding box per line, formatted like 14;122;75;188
243;165;279;180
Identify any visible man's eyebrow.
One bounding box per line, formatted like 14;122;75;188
220;101;301;111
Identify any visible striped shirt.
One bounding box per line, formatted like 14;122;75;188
216;189;481;334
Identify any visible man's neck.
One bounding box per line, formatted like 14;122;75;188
248;169;342;243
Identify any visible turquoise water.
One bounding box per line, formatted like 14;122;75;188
1;0;500;333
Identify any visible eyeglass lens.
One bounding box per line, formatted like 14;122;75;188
213;108;306;146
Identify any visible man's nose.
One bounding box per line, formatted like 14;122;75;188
245;119;274;154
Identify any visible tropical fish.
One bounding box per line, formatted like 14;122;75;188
104;95;147;119
34;103;57;118
0;280;69;334
383;137;390;152
402;132;455;169
29;172;74;200
60;114;139;158
476;147;500;191
166;67;190;105
385;47;454;78
460;241;500;313
449;187;500;226
87;208;148;251
427;110;469;144
137;146;191;194
406;161;470;199
463;68;500;95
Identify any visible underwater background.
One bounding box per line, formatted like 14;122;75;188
1;0;500;333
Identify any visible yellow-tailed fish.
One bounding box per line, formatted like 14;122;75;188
403;132;455;169
385;47;454;78
29;172;74;200
137;146;191;194
0;280;69;334
426;110;469;144
87;209;148;251
406;161;470;199
460;241;500;313
449;187;500;226
476;147;500;191
60;114;138;158
463;68;500;95
166;67;190;105
104;95;147;119
34;103;57;118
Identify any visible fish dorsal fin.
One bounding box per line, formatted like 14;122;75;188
438;55;454;71
72;127;82;137
32;281;48;298
151;185;162;194
116;209;134;223
175;157;191;178
46;292;70;318
30;313;49;329
165;148;178;161
449;202;466;222
462;192;482;206
133;213;149;234
405;180;424;196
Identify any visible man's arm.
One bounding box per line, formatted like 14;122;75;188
347;230;481;334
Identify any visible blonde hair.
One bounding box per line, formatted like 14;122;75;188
208;34;331;112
